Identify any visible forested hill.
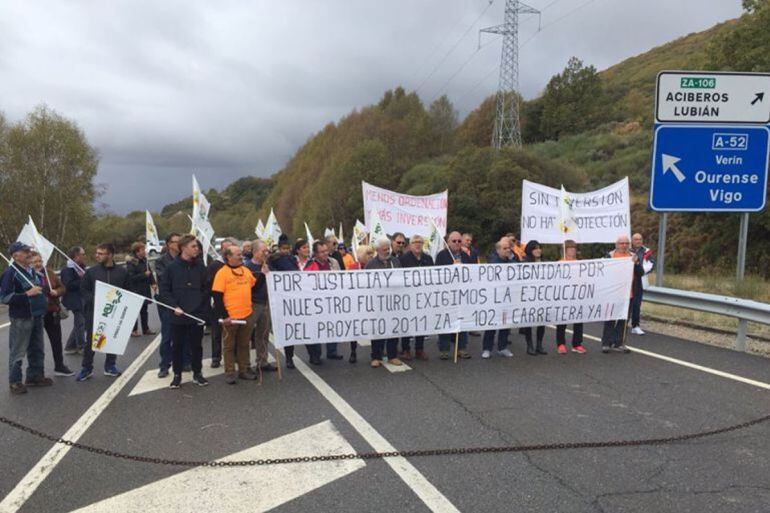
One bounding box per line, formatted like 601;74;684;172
139;1;770;275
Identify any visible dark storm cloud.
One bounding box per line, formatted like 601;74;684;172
0;0;743;213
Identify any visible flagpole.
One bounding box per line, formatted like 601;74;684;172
52;245;86;274
107;281;206;324
0;252;37;288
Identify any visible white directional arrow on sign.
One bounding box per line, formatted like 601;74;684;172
69;421;365;513
661;154;686;183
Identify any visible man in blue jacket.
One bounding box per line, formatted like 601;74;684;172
61;246;87;354
1;242;51;394
481;238;516;359
435;231;475;360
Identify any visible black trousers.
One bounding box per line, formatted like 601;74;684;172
400;336;425;352
556;323;584;347
371;338;398;360
133;300;150;333
171;324;203;375
211;320;222;363
43;312;64;368
520;326;545;347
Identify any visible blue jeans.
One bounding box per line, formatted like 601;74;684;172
438;332;468;352
9;316;46;384
482;329;510;351
64;309;86;350
159;305;190;370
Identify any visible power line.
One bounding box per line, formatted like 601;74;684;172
430;39;498;102
415;0;495;93
520;0;600;48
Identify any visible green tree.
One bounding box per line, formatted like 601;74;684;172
0;105;99;253
707;1;770;72
540;57;605;140
426;95;458;155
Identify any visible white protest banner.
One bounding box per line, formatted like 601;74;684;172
267;258;632;347
521;178;631;244
362;181;448;238
91;281;145;355
145;210;160;247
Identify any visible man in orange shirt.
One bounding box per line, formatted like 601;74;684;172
211;245;257;383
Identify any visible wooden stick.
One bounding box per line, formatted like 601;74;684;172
275;347;283;381
453;330;460;363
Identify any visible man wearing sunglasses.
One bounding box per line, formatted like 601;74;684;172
390;232;407;258
434;231;475;360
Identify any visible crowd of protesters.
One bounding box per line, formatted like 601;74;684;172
1;228;654;393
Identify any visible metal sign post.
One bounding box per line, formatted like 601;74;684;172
736;212;749;282
656;213;667;287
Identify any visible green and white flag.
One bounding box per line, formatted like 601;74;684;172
368;210;386;246
145;210;160;247
264;208;282;246
91;281;146;355
424;219;445;261
255;219;265;239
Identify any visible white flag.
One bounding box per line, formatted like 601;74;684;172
353;219;368;246
192;175;211;230
351;233;359;262
368;210;386;246
145;210;160;247
324;228;335;239
91;281;146;355
424;219;444;260
264;208;282;246
18;217;55;266
304;222;315;253
557;185;578;238
338;223;344;244
255;219;265;239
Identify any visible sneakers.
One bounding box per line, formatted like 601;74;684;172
225;374;237;385
631;327;645;335
458;350;472;359
481;350;491;359
398;351;413;361
157;368;169;378
388;358;404;366
75;368;93;382
498;348;514;358
571;345;587;354
370;359;382;368
130;330;140;338
25;376;53;387
192;373;209;387
64;347;79;355
10;383;27;395
414;350;429;361
238;370;258;381
612;345;631;354
143;329;157;336
54;366;75;376
169;374;182;389
601;346;611;354
557;344;568;355
210;360;221;369
104;365;122;377
439;351;450;360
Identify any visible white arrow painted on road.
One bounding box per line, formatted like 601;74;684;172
661;153;686;183
69;421;365;513
128;351;276;396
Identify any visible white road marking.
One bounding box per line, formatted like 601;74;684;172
563;328;770;391
128;351;276;396
70;421;365;513
0;335;161;513
355;340;413;373
284;347;459;512
0;322;9;330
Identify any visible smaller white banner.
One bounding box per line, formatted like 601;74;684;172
362;181;447;238
521;178;631;244
91;281;145;355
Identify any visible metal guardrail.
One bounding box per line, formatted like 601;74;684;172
643;286;770;352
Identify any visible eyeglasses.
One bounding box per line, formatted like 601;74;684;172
450;239;461;243
395;241;405;245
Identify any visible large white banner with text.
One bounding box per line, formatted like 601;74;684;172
521;178;631;243
268;258;632;347
362;181;448;238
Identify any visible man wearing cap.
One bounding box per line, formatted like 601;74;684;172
1;242;51;394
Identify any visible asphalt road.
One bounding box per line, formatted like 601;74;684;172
0;307;769;513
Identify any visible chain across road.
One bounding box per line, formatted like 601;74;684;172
2;413;769;467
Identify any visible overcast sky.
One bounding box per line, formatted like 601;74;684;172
0;0;743;214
